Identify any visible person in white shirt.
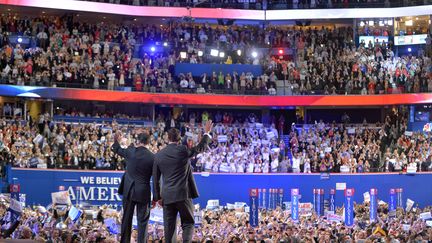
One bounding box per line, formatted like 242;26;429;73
237;163;244;173
180;78;189;88
262;161;269;173
247;162;254;173
230;162;237;173
271;154;279;173
292;152;300;173
268;85;276;95
303;158;311;173
91;42;101;56
255;162;263;173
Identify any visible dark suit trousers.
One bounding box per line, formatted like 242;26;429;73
163;199;194;243
121;194;150;243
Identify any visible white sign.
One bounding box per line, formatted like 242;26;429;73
347;128;356;134
51;191;72;206
394;34;427;46
206;200;219;210
149;207;164;224
406;199;415;212
336;183;346;190
217;135;227;143
420;212;432;220
363;192;370;203
68;206;82;221
9;198;23;213
194;211;202;225
404;131;413;136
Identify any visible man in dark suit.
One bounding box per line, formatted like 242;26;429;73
153;120;213;243
112;131;154;243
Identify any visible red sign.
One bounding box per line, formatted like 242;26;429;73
345;188;355;197
9;184;20;193
249;188;258;197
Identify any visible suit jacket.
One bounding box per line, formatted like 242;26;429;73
153;134;210;204
112;141;154;203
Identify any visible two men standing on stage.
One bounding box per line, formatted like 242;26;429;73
113;120;213;243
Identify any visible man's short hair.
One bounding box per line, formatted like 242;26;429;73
137;132;150;145
168;128;181;143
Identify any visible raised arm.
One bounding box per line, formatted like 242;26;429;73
111;130;128;159
186;120;213;158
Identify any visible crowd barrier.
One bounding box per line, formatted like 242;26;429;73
8;168;432;208
53;116;153;126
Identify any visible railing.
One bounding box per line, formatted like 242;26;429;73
53;115;153;126
0;78;419;96
78;0;432;10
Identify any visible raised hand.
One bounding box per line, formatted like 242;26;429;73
114;130;123;143
204;120;213;134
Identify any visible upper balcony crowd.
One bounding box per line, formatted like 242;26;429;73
0;14;431;95
81;0;430;9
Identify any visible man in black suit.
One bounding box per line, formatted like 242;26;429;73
112;131;154;243
153;120;213;243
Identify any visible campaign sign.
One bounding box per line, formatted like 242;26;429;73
268;189;273;210
9;182;20;223
272;189;277;209
317;189;324;216
270;189;275;210
389;189;396;214
329;189;336;212
258;189;262;209
194;211;203;227
396;188;403;208
262;189;267;209
105;218;120;234
291;188;299;221
68;206;82;222
278;189;284;208
149;207;164;224
313;189;317;215
344;188;354;227
370;188;377;222
249;189;259;227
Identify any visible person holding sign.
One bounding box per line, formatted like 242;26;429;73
153;120;213;243
112;130;154;243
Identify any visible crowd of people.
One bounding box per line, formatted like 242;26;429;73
1;195;432;242
0;106;430;173
0;14;431;95
84;0;409;9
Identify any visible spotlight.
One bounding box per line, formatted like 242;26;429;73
219;52;225;58
150;46;156;52
17;37;22;43
197;50;203;57
210;49;219;57
163;42;168;47
237;50;242;56
180;52;187;59
408;48;412;52
359;21;365;27
251;51;258;58
278;49;284;55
